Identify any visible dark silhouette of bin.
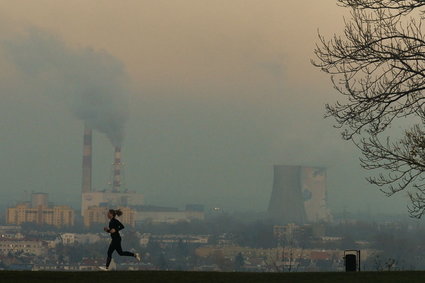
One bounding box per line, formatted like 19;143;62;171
344;250;360;272
345;254;357;271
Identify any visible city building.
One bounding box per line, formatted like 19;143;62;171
0;238;47;256
134;205;205;224
138;233;210;248
6;193;74;227
0;225;22;239
56;233;102;246
60;233;76;245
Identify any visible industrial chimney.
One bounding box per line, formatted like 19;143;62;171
112;146;122;192
81;125;92;194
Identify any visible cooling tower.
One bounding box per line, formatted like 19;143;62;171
112;146;122;192
81;125;92;194
301;167;331;222
267;165;307;224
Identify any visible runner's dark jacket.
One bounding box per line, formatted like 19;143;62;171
109;218;124;240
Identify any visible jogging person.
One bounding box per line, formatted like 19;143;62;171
99;209;140;270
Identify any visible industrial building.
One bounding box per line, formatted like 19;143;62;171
6;193;75;227
81;191;144;216
79;126;205;227
83;206;135;227
268;165;332;224
134;206;205;224
80;126;144;227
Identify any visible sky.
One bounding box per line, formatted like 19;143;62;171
0;0;411;215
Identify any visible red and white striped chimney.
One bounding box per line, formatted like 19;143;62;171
81;125;92;194
112;146;122;192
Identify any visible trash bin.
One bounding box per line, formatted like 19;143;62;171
345;254;357;272
344;250;360;272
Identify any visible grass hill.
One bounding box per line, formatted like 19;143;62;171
1;270;423;283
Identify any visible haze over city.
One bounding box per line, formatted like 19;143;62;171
5;0;425;278
0;0;410;215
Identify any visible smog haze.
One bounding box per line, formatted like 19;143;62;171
0;0;409;215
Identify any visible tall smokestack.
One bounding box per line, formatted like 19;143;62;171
112;146;122;192
81;125;92;194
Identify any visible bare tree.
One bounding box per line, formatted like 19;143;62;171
313;0;425;217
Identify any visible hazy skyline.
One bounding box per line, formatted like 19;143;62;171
0;1;411;215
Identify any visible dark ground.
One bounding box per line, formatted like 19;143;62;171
0;271;424;283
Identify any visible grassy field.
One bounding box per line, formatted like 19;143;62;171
1;270;424;283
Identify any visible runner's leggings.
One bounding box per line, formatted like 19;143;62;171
106;237;135;267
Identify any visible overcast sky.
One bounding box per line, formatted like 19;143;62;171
0;1;411;215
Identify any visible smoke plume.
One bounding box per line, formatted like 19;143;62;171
3;29;129;146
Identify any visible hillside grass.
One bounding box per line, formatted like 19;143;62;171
1;270;423;283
